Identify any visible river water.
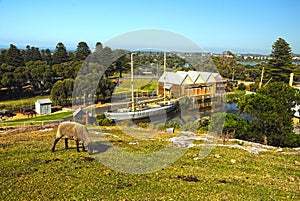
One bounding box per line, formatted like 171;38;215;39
94;99;244;126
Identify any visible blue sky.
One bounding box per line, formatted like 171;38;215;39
0;0;299;54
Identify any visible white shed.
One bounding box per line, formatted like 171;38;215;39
35;99;52;114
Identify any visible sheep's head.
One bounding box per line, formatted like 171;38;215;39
87;142;95;155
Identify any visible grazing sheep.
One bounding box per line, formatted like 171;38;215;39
52;122;93;154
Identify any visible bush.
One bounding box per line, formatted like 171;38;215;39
96;113;113;126
180;122;200;133
249;83;259;92
237;83;246;91
97;118;113;126
165;121;180;129
155;123;166;131
225;91;244;103
226;82;234;92
138;122;149;128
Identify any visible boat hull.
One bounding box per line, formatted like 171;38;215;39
104;102;180;121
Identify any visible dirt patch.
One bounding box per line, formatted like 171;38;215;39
177;175;200;182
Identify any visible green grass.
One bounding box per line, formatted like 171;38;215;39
226;90;246;103
0;111;73;127
114;79;157;94
0;127;299;200
0;95;50;110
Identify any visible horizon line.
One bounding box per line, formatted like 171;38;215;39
0;44;299;56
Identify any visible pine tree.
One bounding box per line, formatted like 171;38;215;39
23;45;32;63
6;44;24;67
0;49;7;65
75;41;91;60
95;42;103;52
238;82;300;147
41;48;53;65
32;47;42;61
267;38;295;83
52;42;69;64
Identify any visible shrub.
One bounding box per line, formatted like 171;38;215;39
100;118;113;126
180;122;199;133
96;113;113;126
138;122;149;128
155;123;166;131
165;121;180;129
237;83;246;91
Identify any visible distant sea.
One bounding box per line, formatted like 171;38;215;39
0;45;288;55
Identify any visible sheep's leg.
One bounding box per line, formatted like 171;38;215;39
82;143;86;152
52;138;61;152
65;138;69;150
76;140;80;152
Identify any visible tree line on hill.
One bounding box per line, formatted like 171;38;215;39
0;41;95;101
0;41;196;105
0;37;298;104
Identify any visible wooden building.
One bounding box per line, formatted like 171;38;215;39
158;71;225;100
158;72;193;97
212;72;226;95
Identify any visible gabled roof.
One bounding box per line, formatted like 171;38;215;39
212;72;223;81
73;107;86;117
159;71;219;85
200;72;216;83
35;99;52;104
158;72;187;85
177;71;201;83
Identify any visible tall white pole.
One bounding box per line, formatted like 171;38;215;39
164;52;166;105
289;73;294;87
259;67;264;89
131;53;135;111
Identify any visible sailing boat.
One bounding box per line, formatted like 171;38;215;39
104;52;179;121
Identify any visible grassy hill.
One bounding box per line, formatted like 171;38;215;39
0;127;299;200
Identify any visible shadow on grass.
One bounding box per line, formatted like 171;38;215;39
90;141;112;155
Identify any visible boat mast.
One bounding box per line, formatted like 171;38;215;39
163;52;166;105
131;53;135;111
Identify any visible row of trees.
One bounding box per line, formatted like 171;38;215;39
0;42;95;67
0;40;196;104
0;42;112;102
1;37;298;106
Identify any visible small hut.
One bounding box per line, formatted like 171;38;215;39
73;107;95;124
73;107;86;122
35;99;52;114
